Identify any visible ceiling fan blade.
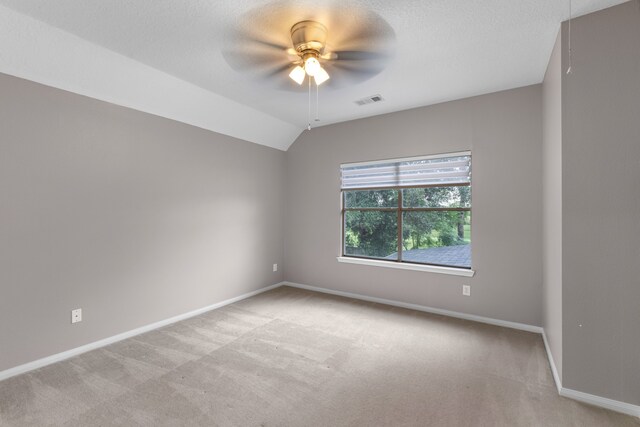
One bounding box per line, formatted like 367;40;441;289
320;51;337;60
328;11;396;51
319;62;383;88
332;50;392;61
223;49;291;72
329;62;381;76
262;63;294;79
343;26;394;47
235;36;290;52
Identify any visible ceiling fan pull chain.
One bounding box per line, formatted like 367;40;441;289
315;81;319;122
567;0;572;74
307;77;311;130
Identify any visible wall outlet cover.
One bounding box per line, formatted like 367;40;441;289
463;285;471;296
273;263;278;272
71;308;82;324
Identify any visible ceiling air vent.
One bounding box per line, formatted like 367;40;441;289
355;94;384;106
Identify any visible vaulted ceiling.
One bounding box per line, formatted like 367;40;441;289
0;0;627;150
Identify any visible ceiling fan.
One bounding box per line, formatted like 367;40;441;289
287;20;332;86
223;4;395;89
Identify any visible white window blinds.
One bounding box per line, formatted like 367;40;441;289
341;151;471;190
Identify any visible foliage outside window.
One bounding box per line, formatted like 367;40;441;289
341;153;471;269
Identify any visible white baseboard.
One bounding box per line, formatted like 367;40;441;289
542;328;640;418
559;388;640;418
286;281;640;419
0;282;284;382
3;279;638;419
542;330;562;393
282;281;543;333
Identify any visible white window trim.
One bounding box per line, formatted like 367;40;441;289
336;256;475;277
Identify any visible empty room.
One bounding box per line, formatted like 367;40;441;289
0;0;639;426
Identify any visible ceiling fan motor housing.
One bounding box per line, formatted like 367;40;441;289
290;20;327;57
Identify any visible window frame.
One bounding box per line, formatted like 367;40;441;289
341;182;472;270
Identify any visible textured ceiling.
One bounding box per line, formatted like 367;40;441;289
0;0;628;149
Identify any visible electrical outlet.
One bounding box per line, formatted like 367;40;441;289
71;308;82;324
273;263;278;272
462;285;471;296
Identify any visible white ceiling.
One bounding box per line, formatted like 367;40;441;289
0;0;627;150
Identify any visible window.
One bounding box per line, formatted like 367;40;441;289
341;152;471;269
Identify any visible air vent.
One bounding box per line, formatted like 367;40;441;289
355;94;384;106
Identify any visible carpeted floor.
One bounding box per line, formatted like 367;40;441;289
1;286;638;426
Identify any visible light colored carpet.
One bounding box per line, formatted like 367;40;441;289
1;286;638;426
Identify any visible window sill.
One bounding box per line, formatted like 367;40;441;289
336;256;475;277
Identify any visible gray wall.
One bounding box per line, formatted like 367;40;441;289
285;85;543;327
542;32;563;381
561;1;640;405
0;73;285;372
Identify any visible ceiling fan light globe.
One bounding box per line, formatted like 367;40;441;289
314;66;330;85
289;66;305;85
304;57;320;76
